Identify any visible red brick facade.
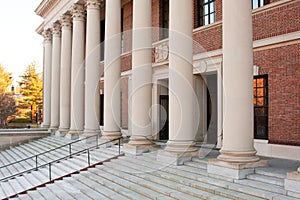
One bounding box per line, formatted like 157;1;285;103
115;0;300;145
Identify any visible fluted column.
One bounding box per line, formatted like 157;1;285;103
124;0;157;154
101;0;122;141
218;0;258;163
83;0;101;136
42;29;52;128
157;0;197;165
58;13;72;136
67;4;86;139
50;22;61;132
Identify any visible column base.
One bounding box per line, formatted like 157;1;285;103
56;128;69;137
65;129;82;140
284;170;300;195
207;158;268;180
49;126;58;135
100;131;122;143
157;140;199;165
218;149;260;163
41;123;50;128
124;137;160;155
81;129;101;144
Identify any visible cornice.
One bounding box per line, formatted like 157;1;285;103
35;0;60;19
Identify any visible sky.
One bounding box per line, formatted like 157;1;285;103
0;0;44;84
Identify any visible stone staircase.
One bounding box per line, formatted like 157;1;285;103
4;148;300;200
0;135;123;199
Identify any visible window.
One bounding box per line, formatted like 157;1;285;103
253;75;268;139
196;0;216;28
252;0;269;9
160;0;169;40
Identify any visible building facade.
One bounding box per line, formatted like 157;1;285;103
35;0;300;182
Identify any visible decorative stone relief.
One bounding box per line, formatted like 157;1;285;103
72;3;85;21
61;13;72;29
154;42;169;63
52;21;61;37
43;29;52;43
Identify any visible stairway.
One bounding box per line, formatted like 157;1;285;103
6;149;300;200
0;136;122;199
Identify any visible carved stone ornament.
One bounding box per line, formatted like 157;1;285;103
72;3;85;20
52;21;61;37
86;0;103;9
61;13;72;29
155;42;169;63
43;29;52;42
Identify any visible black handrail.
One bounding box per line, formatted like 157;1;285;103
0;134;99;170
0;136;122;182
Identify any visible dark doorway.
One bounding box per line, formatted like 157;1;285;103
100;94;104;126
159;95;169;140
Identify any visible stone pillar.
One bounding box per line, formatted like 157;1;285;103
207;0;266;180
124;0;157;155
101;0;122;141
50;22;61;132
157;0;198;165
42;29;52;128
83;0;101;136
58;13;72;136
67;4;86;139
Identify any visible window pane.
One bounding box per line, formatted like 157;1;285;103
253;0;258;9
257;97;264;106
204;15;209;25
260;0;264;6
210;2;215;12
204;4;209;15
257;88;264;97
204;0;208;3
257;78;264;87
210;13;215;23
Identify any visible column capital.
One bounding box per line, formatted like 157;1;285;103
86;0;103;10
43;29;52;43
61;12;72;30
72;3;86;21
52;21;61;37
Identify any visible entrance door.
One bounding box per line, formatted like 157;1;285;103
159;95;169;140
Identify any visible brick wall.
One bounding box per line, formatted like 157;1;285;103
254;43;300;145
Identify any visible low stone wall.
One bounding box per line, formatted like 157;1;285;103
0;128;51;150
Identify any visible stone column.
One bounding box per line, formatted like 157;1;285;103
207;0;266;180
101;0;122;141
124;0;157;155
58;13;72;136
67;4;86;139
42;29;52;128
83;0;101;136
157;0;198;165
50;22;61;132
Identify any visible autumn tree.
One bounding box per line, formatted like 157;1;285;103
0;65;18;127
19;62;43;122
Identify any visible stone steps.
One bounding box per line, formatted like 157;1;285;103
0;136;122;199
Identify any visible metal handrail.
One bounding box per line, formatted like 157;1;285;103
0;134;99;170
0;136;122;182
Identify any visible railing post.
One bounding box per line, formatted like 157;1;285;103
49;163;52;181
35;155;38;171
118;138;121;155
69;144;72;158
88;149;90;166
